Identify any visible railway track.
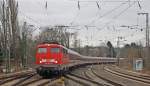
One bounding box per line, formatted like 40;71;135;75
12;73;37;86
13;75;43;86
1;65;150;86
21;75;61;86
67;65;125;86
64;73;105;86
0;72;36;86
0;69;34;80
72;65;149;86
90;68;124;86
104;66;150;85
0;72;61;86
23;78;51;86
84;68;120;86
0;68;64;86
109;66;150;80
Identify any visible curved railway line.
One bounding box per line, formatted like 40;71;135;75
84;69;123;86
1;64;150;86
104;66;150;85
91;69;125;86
66;65;125;86
109;66;150;80
82;65;150;86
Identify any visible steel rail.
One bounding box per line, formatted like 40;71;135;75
104;67;150;85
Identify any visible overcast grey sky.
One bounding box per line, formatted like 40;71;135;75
17;0;150;47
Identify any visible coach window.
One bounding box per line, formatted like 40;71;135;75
38;48;47;53
51;48;60;53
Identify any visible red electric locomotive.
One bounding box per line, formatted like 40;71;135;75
35;43;78;77
35;43;117;77
36;43;69;65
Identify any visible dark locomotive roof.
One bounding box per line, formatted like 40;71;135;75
41;41;60;44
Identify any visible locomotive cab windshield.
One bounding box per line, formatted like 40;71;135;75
38;47;47;53
36;44;63;64
50;48;60;53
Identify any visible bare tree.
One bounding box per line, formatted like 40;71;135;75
38;25;72;48
0;0;20;72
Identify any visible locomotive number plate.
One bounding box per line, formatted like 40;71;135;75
47;59;55;62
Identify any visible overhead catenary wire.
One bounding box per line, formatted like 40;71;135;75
70;0;145;46
70;7;81;25
19;11;41;32
95;1;143;44
77;1;101;10
19;0;145;43
88;2;127;25
98;1;137;30
19;12;41;25
70;1;128;26
113;1;137;19
94;2;142;43
71;0;142;2
70;0;101;25
69;0;144;30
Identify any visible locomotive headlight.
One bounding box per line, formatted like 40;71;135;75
55;61;58;63
40;61;42;63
